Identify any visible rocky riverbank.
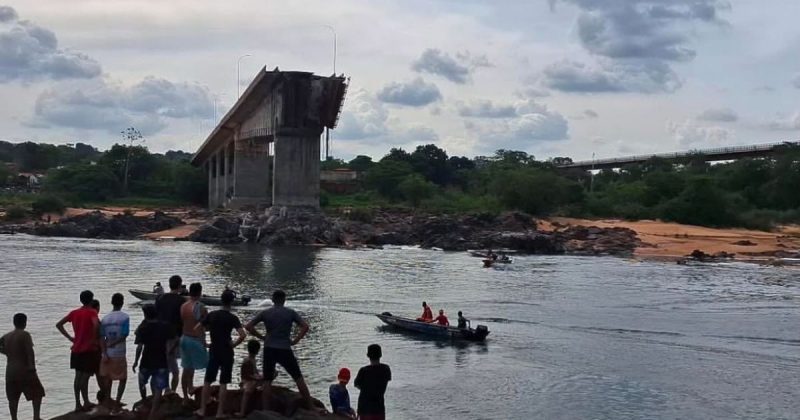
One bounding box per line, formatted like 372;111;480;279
7;210;185;239
6;207;797;263
187;207;641;256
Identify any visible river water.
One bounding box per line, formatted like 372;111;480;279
0;235;798;419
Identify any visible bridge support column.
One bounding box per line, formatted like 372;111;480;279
272;128;321;207
229;135;272;209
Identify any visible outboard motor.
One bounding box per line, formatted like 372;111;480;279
475;325;490;340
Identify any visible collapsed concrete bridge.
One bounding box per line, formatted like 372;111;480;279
191;67;347;209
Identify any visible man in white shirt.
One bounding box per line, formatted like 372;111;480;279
99;293;130;405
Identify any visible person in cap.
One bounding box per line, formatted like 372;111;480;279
329;367;355;418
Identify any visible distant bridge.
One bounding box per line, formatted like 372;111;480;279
557;141;800;171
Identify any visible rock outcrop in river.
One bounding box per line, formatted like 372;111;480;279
186;207;640;256
16;210;183;239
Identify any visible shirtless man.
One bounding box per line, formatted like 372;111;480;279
179;283;208;401
1;313;45;420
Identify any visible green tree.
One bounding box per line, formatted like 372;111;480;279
172;162;207;204
348;155;374;172
31;195;66;215
491;168;583;215
380;148;413;163
411;144;451;185
399;173;435;207
659;177;738;227
0;164;10;187
365;160;413;199
45;164;121;201
320;158;347;170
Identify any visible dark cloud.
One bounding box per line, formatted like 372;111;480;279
376;77;442;106
0;5;101;82
542;59;681;93
458;100;516;118
31;77;213;135
563;0;726;61
545;1;727;93
411;48;490;84
583;109;599;118
697;108;738;122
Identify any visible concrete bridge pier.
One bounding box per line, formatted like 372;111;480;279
273;128;322;207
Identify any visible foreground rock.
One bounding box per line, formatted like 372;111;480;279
17;211;183;239
50;385;338;420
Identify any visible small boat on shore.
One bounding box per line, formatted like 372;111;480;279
376;312;490;342
128;289;252;306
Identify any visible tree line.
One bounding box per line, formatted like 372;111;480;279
323;143;800;230
0;139;206;208
2;137;799;230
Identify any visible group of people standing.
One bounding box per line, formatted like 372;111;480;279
1;274;393;420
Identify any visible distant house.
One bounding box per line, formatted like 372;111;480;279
320;168;359;194
16;172;43;189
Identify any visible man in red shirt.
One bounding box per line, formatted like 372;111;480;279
416;302;433;322
432;309;449;326
56;290;100;412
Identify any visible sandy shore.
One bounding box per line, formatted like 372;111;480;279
544;217;800;262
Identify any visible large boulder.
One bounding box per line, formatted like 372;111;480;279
188;216;243;244
256;207;344;246
25;210;184;239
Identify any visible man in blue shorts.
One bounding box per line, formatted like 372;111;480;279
132;304;170;420
179;283;208;402
245;289;311;410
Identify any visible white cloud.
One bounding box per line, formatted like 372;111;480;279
761;112;800;131
697;108;738;122
335;89;389;140
29;76;213;135
667;119;733;148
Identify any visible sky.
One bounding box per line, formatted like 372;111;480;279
0;0;798;161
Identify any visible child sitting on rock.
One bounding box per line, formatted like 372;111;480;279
236;340;264;416
329;367;356;419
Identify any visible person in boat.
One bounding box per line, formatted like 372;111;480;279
457;311;470;329
431;309;449;326
416;302;433;322
152;282;164;295
499;253;510;262
487;249;498;260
